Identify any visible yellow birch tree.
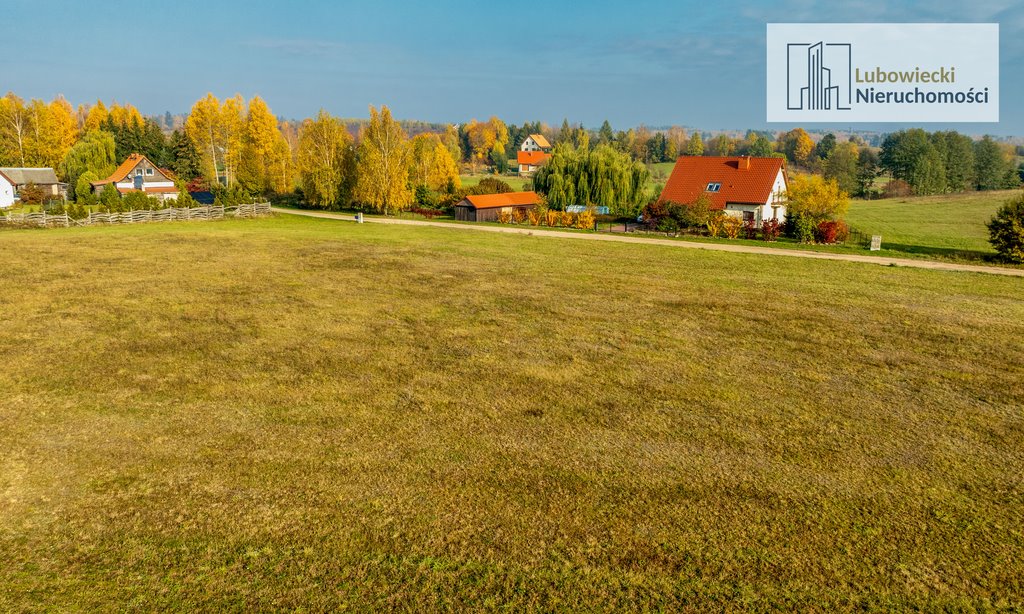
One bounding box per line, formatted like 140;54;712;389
354;105;411;214
297;109;352;208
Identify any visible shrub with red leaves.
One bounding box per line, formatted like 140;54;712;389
815;220;841;244
743;219;758;240
409;207;444;220
760;218;782;242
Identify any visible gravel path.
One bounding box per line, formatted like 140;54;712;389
272;208;1024;278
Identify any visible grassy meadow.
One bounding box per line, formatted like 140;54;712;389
846;190;1016;258
459;173;530;192
1;215;1022;610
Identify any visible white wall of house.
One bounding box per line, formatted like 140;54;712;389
114;181;176;192
521;137;542;152
0;177;14;208
722;170;788;225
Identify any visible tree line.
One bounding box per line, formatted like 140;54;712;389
3;90;1020;216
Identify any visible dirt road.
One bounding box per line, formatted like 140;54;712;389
272;208;1024;278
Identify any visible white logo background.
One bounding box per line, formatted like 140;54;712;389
767;23;999;122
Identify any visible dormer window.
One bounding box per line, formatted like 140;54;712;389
706;182;721;192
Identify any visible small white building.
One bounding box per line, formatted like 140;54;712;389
0;170;15;208
91;153;178;202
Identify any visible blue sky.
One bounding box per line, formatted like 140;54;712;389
4;0;1023;135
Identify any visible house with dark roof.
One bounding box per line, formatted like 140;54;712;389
659;156;788;226
517;134;552;176
91;153;178;202
454;191;541;222
0;167;67;207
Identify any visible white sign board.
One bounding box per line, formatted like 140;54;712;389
767;23;999;123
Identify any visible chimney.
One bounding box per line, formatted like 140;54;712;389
737;156;750;170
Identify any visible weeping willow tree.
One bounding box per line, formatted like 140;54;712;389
532;144;649;214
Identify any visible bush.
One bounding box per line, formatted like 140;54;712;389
656;217;679;233
559;211;575;228
414;185;439;209
575;208;595;230
814;220;842;244
497;210;512;224
17;182;45;206
987;193;1024;263
743;219;758;240
527;208;541;226
512;207;527;224
471;177;513;195
882;179;913;198
66;201;89;220
760;218;782;242
100;184;120;210
123;191;161;211
834;220;850;243
642;197;714;232
409;207;444;219
545;209;559;227
683;194;714;228
722;216;743;239
786;211;816;243
707;214;725;238
641;200;668;229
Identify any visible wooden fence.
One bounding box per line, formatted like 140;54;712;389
0;203;271;228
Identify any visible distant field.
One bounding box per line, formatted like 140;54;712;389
846;190;1015;256
1;216;1022;610
459;173;530;191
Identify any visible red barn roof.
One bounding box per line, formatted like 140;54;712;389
517;151;550;166
659;156;786;210
459;191;541;210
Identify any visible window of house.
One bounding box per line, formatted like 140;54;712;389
706;182;721;192
136;169;143;176
146;168;154;176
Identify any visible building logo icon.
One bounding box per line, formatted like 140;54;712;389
786;42;852;110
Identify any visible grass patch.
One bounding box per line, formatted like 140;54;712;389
459;173;530;191
846;190;1016;257
1;216;1022;610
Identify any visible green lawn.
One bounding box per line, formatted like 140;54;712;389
846;190;1016;257
1;216;1022;610
459;173;530;191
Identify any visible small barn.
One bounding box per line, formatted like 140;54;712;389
0;167;67;205
454;191;541;222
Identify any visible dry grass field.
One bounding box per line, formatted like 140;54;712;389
1;215;1022;610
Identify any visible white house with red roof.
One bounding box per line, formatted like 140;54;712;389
517;134;552;176
91;153;178;202
659;156;788;226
